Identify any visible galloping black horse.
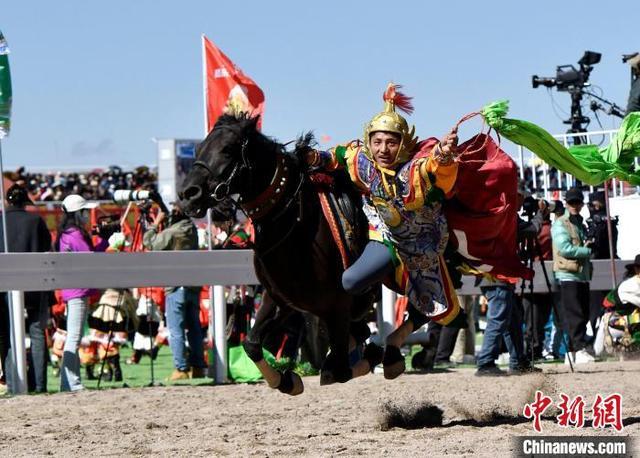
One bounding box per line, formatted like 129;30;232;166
180;114;381;395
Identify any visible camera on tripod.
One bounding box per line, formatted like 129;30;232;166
532;51;601;91
532;51;625;143
91;214;121;240
113;189;157;205
113;189;168;214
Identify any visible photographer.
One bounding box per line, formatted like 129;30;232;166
586;191;618;342
551;188;594;365
627;53;640;113
476;183;547;376
142;202;206;380
521;197;562;361
586;191;618;260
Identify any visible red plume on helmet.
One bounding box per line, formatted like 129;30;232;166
383;84;414;115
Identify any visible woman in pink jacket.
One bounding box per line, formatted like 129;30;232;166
55;195;107;392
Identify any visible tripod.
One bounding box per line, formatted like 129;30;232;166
520;226;575;373
96;290;125;389
96;203;163;388
129;204;163;387
564;89;590;146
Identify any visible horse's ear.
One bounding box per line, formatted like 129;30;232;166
249;115;260;131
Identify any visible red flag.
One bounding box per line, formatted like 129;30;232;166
442;134;533;281
203;36;265;132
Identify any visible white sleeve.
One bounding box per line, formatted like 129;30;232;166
618;277;640;307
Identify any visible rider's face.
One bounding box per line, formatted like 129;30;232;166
369;131;401;169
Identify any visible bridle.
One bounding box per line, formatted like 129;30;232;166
192;136;306;256
192;138;251;202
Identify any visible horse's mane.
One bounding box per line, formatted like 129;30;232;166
208;112;316;165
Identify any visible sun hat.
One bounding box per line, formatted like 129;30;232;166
61;194;98;213
565;187;584;204
625;254;640;270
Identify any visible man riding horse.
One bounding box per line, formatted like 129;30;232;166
307;84;463;378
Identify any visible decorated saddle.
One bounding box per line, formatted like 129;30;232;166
309;171;368;269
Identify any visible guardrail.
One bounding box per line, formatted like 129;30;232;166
0;251;630;394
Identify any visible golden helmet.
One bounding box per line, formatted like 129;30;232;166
363;83;418;166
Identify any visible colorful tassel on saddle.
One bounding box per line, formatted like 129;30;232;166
480;100;640;186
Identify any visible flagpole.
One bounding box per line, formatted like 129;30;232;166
201;34;226;383
0;140;27;394
201;34;209;137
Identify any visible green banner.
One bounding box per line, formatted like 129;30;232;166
0;30;12;138
481;100;640;186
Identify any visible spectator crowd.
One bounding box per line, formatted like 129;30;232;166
3;165;157;202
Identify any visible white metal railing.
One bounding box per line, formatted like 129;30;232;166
0;250;631;394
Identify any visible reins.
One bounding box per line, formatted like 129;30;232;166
198;136;306;257
452;111;501;158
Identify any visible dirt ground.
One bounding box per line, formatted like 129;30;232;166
2;360;639;457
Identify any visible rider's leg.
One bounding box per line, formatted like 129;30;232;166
341;241;394;295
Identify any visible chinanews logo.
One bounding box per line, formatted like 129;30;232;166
523;391;624;432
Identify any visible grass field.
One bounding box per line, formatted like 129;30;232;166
45;345;213;393
19;337;566;394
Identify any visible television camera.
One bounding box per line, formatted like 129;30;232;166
532;51;625;144
112;189;169;214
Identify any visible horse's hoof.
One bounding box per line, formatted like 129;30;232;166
383;345;405;380
363;343;384;370
411;348;436;372
277;370;304;396
287;371;304;396
320;370;335;386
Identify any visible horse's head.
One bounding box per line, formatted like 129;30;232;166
180;113;261;219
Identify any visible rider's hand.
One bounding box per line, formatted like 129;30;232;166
436;128;459;164
440;128;458;157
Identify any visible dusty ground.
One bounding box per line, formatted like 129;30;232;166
2;361;639;457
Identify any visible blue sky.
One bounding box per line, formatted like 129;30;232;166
1;0;637;169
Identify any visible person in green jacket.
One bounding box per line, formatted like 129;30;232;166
143;202;206;380
551;187;594;365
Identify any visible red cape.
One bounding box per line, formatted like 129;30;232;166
417;134;533;281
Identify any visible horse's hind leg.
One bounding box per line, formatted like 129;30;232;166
243;292;304;395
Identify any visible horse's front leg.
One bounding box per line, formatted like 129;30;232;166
382;307;430;380
242;292;304;396
348;319;384;378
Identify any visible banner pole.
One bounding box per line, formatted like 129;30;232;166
201;34;209;137
0;139;27;394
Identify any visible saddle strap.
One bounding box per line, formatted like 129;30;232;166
317;191;350;269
